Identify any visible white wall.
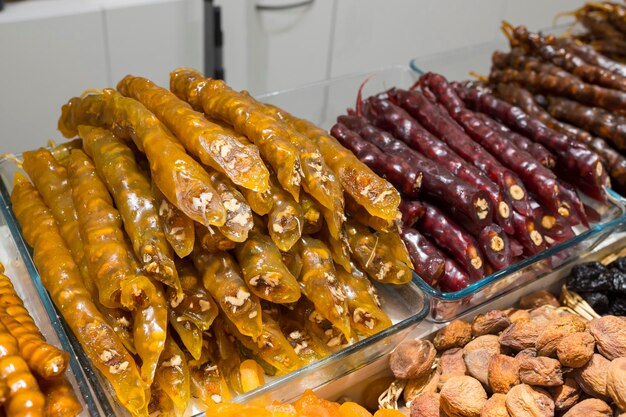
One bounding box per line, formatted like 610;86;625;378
217;0;587;95
0;0;203;153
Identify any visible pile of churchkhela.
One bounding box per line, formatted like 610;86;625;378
10;69;412;416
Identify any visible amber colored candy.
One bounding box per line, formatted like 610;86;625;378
152;180;195;258
339;402;374;417
39;376;82;417
294;389;342;417
154;335;190;415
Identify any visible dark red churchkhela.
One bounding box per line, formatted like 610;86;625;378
400;227;446;287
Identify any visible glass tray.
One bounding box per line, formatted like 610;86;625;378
261;65;626;322
0;157;429;415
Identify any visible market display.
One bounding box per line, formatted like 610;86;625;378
376;290;626;417
7;68;414;416
0;263;81;417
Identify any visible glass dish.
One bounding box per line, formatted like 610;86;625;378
0;156;429;414
263;65;626;322
0;172;111;416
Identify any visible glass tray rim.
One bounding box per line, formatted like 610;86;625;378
0;156;430;415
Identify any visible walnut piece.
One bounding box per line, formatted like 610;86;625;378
556;332;595;368
440;376;487;417
434;320;473;351
389;339;436;379
472;310;512;337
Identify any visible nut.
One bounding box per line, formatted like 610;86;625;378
480;393;510;417
499;321;544;352
505;384;554;417
556;332;595;368
519;290;560;309
562;398;612;417
488;354;520;394
549;377;580;411
606;357;626;411
410;392;441;417
463;335;502;385
438;348;467;389
440;376;487;417
518;356;563;387
587;316;626;361
389;339;437;379
472;311;512;337
535;314;586;357
434;320;473;351
404;370;440;403
573;353;610;400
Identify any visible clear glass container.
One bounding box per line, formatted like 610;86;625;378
0;156;429;415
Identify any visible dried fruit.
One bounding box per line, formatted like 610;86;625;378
518;357;563;387
488;354;520;394
437;348;467;389
506;309;530;324
472;311;512;337
499;321;543;351
587;316;626;360
389;339;436;379
549;377;580;411
562;398;612;417
573;354;610;400
362;376;394;411
505;384;554;417
463;335;502;385
556;332;595;368
434;320;473;351
514;349;537;362
519;291;560;309
535;314;586;357
567;262;609;293
409;392;441;417
529;305;565;326
606;357;626;411
440;376;487;417
480;393;510;417
404;370;439;403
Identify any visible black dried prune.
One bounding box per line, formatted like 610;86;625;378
605;268;626;294
567;262;611;292
608;296;626;316
611;256;626;273
580;292;610;315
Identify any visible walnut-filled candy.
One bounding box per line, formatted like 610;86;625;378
390;339;437;379
440;376;487;417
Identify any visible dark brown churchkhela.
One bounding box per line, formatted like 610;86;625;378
328;123;423;198
454;85;609;202
399;228;446;288
371;92;518;224
419;73;569;218
331;121;492;232
554;37;626;77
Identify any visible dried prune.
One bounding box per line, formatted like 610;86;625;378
567;263;611;293
611;256;626;274
609;296;626;316
605;268;626;293
580;292;610;315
